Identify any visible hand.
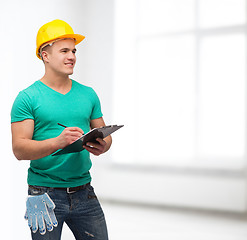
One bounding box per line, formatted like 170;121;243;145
24;193;58;235
55;127;84;149
83;138;107;156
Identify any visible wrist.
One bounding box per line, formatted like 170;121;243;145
50;137;60;153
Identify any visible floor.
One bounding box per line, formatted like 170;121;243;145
61;201;247;240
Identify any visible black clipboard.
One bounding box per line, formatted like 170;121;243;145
52;125;123;156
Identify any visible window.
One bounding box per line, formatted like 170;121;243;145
112;0;246;170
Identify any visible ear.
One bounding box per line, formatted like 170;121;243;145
41;51;50;63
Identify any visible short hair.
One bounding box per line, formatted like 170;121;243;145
40;43;52;62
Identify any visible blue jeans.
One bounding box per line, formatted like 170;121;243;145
28;184;108;240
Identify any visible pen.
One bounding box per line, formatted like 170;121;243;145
57;123;67;128
58;123;85;138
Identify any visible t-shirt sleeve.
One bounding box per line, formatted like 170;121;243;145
11;91;34;123
90;88;103;120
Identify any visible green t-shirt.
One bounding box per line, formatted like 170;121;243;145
11;80;103;187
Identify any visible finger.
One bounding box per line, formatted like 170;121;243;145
25;199;31;220
44;216;54;232
96;138;106;146
86;141;105;152
84;144;101;153
66;132;83;142
32;215;38;233
28;213;32;228
37;214;46;235
42;204;53;231
24;209;28;220
67;127;84;134
43;193;55;209
63;132;82;141
85;141;101;147
25;201;32;228
83;145;102;156
85;142;95;148
48;207;58;227
68;130;83;137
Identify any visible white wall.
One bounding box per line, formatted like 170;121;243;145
76;0;114;123
84;0;247;214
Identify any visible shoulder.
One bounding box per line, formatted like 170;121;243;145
11;83;40;122
17;81;41;99
12;81;43;110
72;80;98;96
72;80;93;91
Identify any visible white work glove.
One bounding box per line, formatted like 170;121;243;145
24;193;58;235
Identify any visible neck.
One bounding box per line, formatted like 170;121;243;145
41;70;71;87
40;71;72;94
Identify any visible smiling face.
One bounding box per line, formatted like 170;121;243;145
42;38;77;77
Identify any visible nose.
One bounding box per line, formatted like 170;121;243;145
67;51;76;60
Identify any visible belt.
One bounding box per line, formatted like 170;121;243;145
29;182;90;194
55;182;90;194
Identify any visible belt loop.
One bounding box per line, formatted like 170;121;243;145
67;188;76;194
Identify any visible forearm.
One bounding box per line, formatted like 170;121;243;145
12;137;59;161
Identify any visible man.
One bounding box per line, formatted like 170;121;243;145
11;19;111;240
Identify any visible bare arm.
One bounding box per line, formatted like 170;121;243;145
83;117;112;156
11;119;83;160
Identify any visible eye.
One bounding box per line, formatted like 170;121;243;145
72;50;76;54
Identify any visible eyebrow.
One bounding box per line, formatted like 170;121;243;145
60;48;77;52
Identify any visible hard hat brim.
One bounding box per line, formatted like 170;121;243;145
36;33;85;59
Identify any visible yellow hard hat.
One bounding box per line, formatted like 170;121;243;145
36;19;85;59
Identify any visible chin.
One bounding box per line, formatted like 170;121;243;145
66;70;74;75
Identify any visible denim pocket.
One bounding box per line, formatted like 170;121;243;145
86;185;97;199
